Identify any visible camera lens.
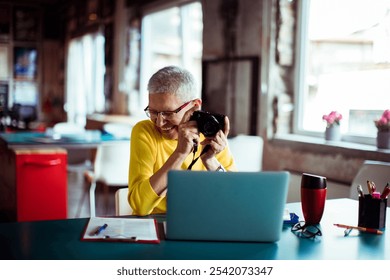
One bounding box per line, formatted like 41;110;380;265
202;116;221;136
190;110;225;137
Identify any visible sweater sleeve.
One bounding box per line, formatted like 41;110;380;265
216;144;237;172
128;121;165;216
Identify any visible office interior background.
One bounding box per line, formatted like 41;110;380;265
0;0;389;207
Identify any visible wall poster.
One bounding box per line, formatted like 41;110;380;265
13;46;38;81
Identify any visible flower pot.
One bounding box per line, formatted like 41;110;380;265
377;131;390;149
325;125;341;141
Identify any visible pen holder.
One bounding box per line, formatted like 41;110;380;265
358;195;387;230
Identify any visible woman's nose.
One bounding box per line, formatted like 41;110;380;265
155;113;166;126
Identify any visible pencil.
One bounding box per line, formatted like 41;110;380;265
366;180;374;195
333;223;383;235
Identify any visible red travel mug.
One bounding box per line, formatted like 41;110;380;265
301;173;327;225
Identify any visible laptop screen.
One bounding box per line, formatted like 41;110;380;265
166;170;290;242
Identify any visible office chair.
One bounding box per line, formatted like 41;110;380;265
228;134;263;171
114;187;133;216
88;141;130;217
349;160;390;206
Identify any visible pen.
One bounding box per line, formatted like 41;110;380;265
366;180;375;195
381;182;390;199
370;181;376;193
333;223;383;235
357;184;364;197
94;223;108;236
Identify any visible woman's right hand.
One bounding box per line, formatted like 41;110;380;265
175;104;201;156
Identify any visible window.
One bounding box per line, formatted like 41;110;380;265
138;1;203;110
65;32;105;125
295;0;390;144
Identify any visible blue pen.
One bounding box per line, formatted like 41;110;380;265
94;224;108;236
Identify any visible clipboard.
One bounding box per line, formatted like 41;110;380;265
81;217;160;244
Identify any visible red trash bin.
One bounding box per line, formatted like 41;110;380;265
13;148;68;221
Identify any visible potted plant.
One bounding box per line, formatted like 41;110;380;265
322;111;342;141
374;109;390;149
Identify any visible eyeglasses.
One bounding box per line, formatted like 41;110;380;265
291;221;322;239
144;101;191;120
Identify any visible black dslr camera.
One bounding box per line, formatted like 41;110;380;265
189;110;225;137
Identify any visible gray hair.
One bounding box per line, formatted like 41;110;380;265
147;66;197;102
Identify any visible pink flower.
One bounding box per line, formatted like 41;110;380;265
375;109;390;132
323;111;342;127
382;109;390;120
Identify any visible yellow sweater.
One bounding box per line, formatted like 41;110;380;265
128;120;236;216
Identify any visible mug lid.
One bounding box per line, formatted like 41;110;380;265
301;173;327;189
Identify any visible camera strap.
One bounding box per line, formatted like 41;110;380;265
187;145;210;170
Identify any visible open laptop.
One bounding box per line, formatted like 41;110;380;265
166;170;290;242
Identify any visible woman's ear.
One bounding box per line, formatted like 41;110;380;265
192;98;202;107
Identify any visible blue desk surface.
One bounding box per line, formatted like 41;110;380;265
0;131;128;148
0;199;388;260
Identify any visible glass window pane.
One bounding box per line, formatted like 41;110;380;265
300;0;390;138
66;33;105;125
138;1;203;113
146;7;181;70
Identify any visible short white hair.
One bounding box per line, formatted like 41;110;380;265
147;66;197;102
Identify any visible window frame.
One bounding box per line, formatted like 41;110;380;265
293;0;379;146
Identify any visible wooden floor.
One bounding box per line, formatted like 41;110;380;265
67;166;123;218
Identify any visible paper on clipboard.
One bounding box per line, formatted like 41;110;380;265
82;217;160;243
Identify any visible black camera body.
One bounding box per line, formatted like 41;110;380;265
189;110;225;137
